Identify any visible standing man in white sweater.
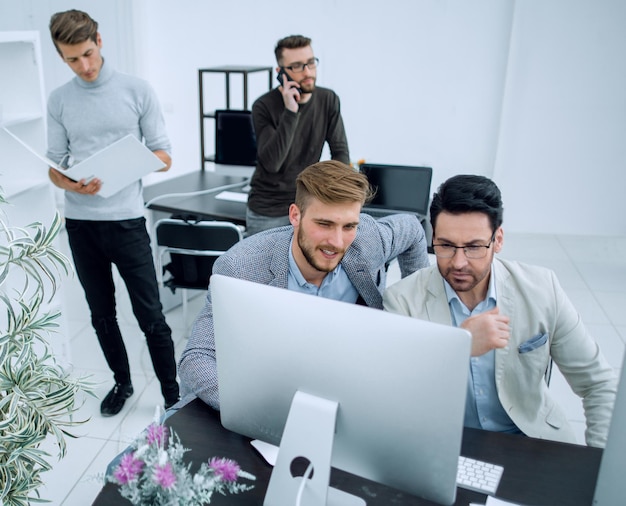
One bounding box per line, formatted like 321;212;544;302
46;9;180;416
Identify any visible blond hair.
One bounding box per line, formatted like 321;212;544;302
295;161;373;213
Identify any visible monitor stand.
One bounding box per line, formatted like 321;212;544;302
264;391;366;506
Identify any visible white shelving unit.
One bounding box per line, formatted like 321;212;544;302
0;31;71;365
0;31;53;214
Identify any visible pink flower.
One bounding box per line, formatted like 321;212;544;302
209;457;240;482
153;462;177;489
146;423;168;446
114;452;145;484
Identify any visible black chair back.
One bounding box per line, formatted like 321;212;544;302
155;219;242;291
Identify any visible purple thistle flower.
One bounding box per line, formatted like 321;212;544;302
146;423;168;446
153;462;177;489
209;457;240;482
114;452;145;484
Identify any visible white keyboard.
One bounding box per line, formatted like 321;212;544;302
457;455;504;495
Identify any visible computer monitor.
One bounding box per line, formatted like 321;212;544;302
212;274;471;506
592;358;626;504
214;109;257;166
359;163;433;219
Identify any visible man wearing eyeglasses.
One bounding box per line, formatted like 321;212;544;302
246;35;350;236
383;174;616;448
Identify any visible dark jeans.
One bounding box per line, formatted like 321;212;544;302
65;217;179;402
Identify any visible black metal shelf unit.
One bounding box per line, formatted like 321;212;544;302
198;65;272;169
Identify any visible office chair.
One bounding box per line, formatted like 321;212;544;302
154;218;243;324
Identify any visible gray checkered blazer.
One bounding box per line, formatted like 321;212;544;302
179;213;429;409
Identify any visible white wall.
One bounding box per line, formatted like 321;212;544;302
493;0;626;235
1;0;624;235
0;0;135;97
132;0;514;198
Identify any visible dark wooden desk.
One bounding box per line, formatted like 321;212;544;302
92;398;602;506
143;171;249;225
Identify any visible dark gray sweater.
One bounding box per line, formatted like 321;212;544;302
248;86;350;216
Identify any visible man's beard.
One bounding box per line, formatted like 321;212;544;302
298;227;343;273
298;77;316;94
441;265;490;293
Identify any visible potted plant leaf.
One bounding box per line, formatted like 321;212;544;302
0;186;95;505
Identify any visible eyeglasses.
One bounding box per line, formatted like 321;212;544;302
282;57;319;73
432;233;496;259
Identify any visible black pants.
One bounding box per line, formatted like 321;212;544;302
66;217;179;402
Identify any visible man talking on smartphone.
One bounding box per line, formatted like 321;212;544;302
246;35;350;236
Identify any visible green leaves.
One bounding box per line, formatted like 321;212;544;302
0;211;70;302
1;195;94;505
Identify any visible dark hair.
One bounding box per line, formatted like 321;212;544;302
430;174;503;234
295;161;373;214
49;10;98;55
275;35;312;65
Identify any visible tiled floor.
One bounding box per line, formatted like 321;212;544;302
36;229;625;505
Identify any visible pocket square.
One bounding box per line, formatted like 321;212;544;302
518;333;548;353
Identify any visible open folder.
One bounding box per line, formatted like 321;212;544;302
2;129;166;198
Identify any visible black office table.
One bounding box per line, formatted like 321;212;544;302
143;171;249;225
92;398;602;506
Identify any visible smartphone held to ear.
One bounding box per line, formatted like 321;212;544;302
277;69;301;95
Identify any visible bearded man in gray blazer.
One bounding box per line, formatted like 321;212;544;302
179;161;429;410
384;174;616;448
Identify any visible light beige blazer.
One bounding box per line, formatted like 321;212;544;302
383;257;617;448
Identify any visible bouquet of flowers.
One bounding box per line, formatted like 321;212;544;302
108;414;255;505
